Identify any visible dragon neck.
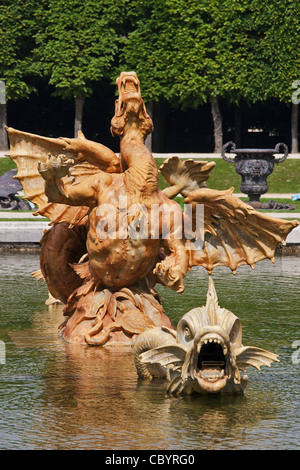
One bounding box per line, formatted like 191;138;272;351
120;130;158;194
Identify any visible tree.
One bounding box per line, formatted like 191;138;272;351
256;0;300;153
117;1;211;148
119;0;300;153
33;0;126;137
0;0;42;150
118;0;268;152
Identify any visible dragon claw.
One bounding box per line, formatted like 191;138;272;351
38;154;74;180
154;262;184;293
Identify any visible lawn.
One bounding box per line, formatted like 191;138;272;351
173;195;300;217
1;154;299;196
0;217;49;221
0;157;16;176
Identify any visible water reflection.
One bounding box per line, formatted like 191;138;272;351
0;253;299;449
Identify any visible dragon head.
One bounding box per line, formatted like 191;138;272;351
110;71;153;139
136;277;279;395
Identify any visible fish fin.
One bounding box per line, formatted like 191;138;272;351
139;344;186;369
32;269;45;281
166;375;184;395
236;345;279;371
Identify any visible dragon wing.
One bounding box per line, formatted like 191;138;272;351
236;345;279;371
184;187;299;273
6;127;100;226
159;156;215;198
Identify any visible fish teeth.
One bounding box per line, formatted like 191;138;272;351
199;369;225;381
201;337;223;346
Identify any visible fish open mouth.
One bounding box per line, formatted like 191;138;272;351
191;333;229;393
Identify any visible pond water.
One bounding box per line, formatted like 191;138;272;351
0;252;299;450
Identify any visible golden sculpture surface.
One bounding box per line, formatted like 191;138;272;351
6;72;299;349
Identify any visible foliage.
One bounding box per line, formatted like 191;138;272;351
0;0;44;100
33;0;126;100
256;0;300;103
0;0;299;142
119;0;300;108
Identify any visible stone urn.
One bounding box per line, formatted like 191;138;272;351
221;141;294;209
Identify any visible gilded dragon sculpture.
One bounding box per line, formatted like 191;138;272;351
6;72;298;355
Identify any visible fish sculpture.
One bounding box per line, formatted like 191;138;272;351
133;277;279;395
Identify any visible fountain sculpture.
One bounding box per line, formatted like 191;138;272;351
5;72;299;367
134;277;279;395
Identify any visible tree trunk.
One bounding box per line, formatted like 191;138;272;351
211;97;223;153
0;103;8;151
145;102;153;151
74;92;85;137
291;103;298;154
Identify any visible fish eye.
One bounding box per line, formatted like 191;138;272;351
184;326;192;340
177;318;194;346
